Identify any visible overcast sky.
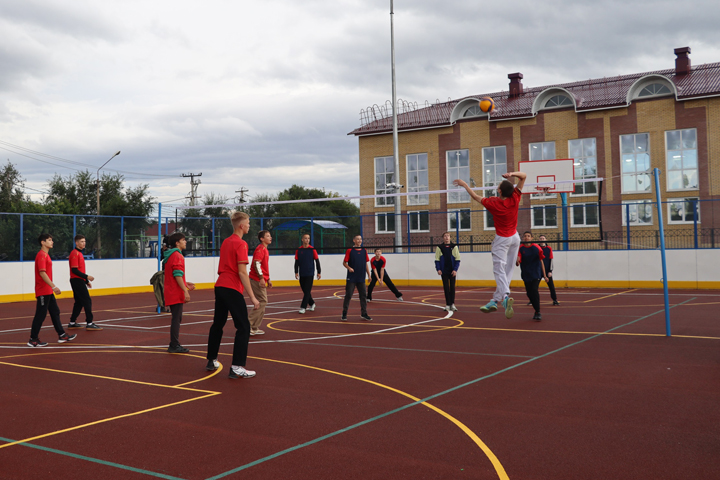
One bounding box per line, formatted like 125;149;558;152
2;0;719;207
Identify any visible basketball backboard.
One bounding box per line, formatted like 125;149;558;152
518;159;575;194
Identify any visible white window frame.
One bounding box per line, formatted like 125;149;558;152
665;128;699;192
406;153;429;206
448;209;472;232
620;133;652;194
568;138;598;197
446;149;470;204
638;83;672;98
374;156;396;207
375;212;396;234
570;203;599;228
529;141;557;198
408;210;430;233
621;200;654;226
531;205;559;229
667;198;700;225
544;95;573;109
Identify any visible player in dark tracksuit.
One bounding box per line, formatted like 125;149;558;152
434;232;461;311
367;248;403;302
67;234;102;330
341;235;372;322
538;235;560;305
516;231;548;321
294;233;322;314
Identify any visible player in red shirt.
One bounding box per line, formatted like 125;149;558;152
28;233;76;347
205;211;260;379
163;232;195;353
249;230;273;336
455;171;527;318
67;234;101;330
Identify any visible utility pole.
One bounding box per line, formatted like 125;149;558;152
235;187;249;204
182;173;202;206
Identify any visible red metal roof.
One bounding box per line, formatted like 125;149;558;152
350;61;720;136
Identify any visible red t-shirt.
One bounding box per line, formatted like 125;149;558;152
163;250;187;306
481;187;522;237
68;249;86;279
35;250;53;297
215;234;249;293
249;245;270;282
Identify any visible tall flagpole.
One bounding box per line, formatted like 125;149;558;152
390;0;403;252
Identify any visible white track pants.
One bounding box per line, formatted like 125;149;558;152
491;232;521;302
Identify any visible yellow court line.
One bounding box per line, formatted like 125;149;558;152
583;289;638;303
248;355;509;480
264;316;464;336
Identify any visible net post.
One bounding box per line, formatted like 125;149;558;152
120;216;124;259
406;212;411;253
692;199;698;249
626;203;631;250
157;203;162;315
310;218;315;247
560;193;568;251
455;211;460;244
19;213;23;261
211;218;216;257
653;168;671;336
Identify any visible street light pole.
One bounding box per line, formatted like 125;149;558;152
96;151;121;257
390;0;402;252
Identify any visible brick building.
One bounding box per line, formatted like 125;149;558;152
349;47;720;248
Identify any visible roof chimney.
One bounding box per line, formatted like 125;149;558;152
508;73;523;98
675;47;691;75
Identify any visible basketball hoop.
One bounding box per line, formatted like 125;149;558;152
536;187;551;195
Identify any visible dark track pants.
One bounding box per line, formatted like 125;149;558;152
367;271;402;299
30;294;65;339
342;281;368;316
70;278;93;323
207;287;250;367
441;273;456;306
299;276;315;309
169;303;183;348
545;275;558;301
524;279;541;314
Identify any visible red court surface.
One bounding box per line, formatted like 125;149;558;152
1;285;719;479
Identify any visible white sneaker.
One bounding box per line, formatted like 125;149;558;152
444;305;451;311
229;365;256;379
299;308;306;314
450;304;458;311
307;304;315;311
397;296;404;302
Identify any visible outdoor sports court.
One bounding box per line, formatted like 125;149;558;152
1;285;718;479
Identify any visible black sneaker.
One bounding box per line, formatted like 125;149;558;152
340;314;348;322
67;322;83;329
86;323;103;330
553;301;560;306
58;333;77;343
27;338;48;347
167;345;190;353
360;314;373;321
533;313;542;322
206;359;220;371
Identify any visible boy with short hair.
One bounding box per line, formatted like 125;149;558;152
28;234;76;347
538;235;560;306
249;230;273;336
294;233;321;314
67;234;101;330
434;232;461;311
206;211;260;379
455;171;526;318
341;235;372;322
163;232;195;353
367;248;403;302
516;231;548;321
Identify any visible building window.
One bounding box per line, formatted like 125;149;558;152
568;138;597;196
530;141;556;198
375;156;396;207
447;149;470;203
408;211;429;232
406;153;429;205
638;83;672;97
532;205;558;228
665;129;698;191
620;133;651;193
668;198;700;224
544;95;573;108
622;200;653;226
571;203;599;227
481;146;507;229
448;209;471;231
376;213;395;233
463;105;484;117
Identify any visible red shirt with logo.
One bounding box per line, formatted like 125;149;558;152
68;249;86;279
215;234;249;293
35;250;53;297
164;250;187;306
249;245;270;282
481;187;522;237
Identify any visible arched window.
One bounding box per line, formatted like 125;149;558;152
544;95;573;108
638;83;672;97
463;105;484;117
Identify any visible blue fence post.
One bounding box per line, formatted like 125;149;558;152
626;203;631;250
692;199;698;249
72;215;77;250
310;217;315;246
360;214;364;239
120;216;124;259
19;213;24;261
157;204;162;314
211;218;216;257
406;212;411;253
653;168;671;337
561;193;568;251
455;211;460;243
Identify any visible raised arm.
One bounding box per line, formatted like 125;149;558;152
452;179;483;203
502;171;527;191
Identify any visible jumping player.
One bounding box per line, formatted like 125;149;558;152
67;234;101;330
28;234;76;347
367;248;403;302
341;235;372;322
294;233;321;314
249;230;273;336
538;235;560;305
516;231;548;321
163;232;195;353
454;171;526;318
434;232;461;311
206;211;260;379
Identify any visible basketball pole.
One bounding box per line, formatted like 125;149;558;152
653;168;671;336
390;0;403;253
